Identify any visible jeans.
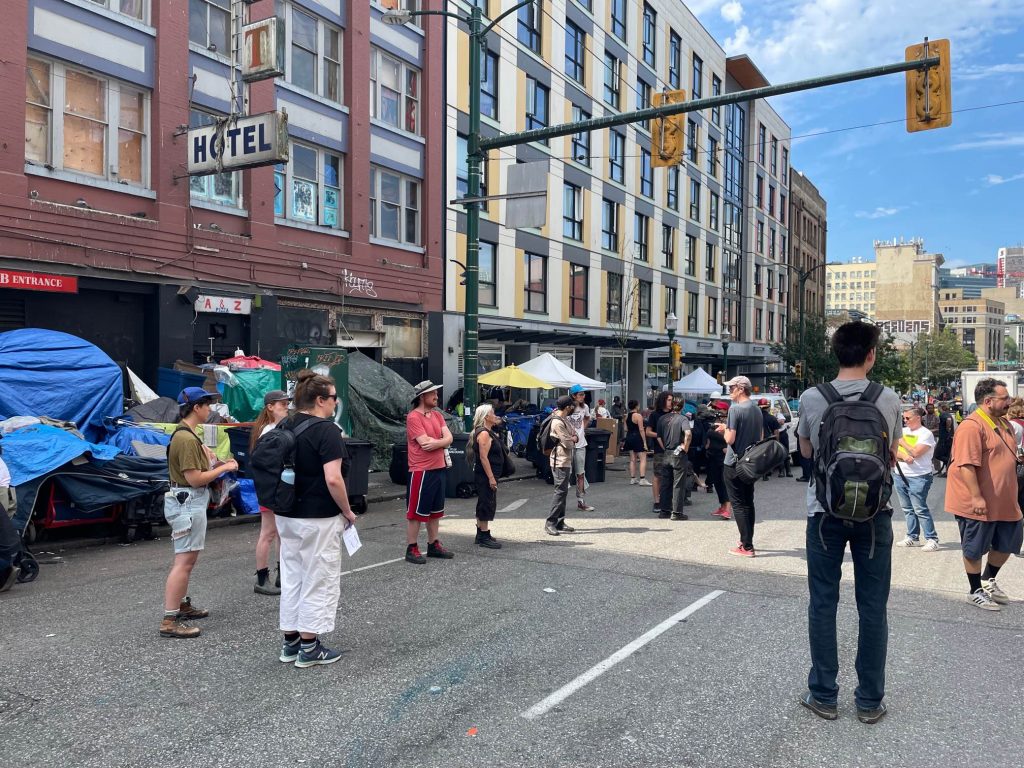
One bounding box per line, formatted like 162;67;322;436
659;452;691;514
706;456;728;504
724;464;756;549
546;467;572;527
893;473;937;541
806;509;893;709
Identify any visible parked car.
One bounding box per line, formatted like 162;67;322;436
708;392;799;456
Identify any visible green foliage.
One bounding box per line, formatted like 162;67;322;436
771;316;837;385
905;331;978;386
871;332;908;389
1005;335;1019;362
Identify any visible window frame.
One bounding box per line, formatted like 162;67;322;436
610;0;626;40
562;182;583;241
479;240;497;307
705;242;716;282
368;164;418;244
525;77;549;135
687;291;698;333
481;50;499;120
189;108;241;207
280;3;344;105
706;295;718;335
707;136;718;176
661;224;675;269
636;79;652;131
691;53;703;99
603;52;621;109
370;46;417;133
711;74;721;124
757;123;766;165
601;198;619;251
89;0;148;22
570;263;589;319
637;279;652;327
633;212;650;262
640;147;653;197
664;286;677;323
685;234;696;276
642;3;657;68
571;105;591;166
686;118;698;164
668;31;682;89
565;21;586;84
523;252;547;313
517;1;541;54
276;141;344;230
607;272;623;323
709;191;719;231
770;136;778;176
189;0;230;53
689;178;701;222
608;131;625;183
667;166;680;211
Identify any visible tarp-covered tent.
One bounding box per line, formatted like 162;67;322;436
671;368;721;394
222;369;283;422
0;329;123;442
518;353;605;390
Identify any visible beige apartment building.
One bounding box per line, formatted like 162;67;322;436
938;288;1004;365
873;238;943;344
788;169;827;319
825;258;875;317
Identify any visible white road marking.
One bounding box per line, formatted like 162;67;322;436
340;557;404;577
498;498;529;514
520;590;725;720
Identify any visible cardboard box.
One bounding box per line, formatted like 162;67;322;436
596;417;620;459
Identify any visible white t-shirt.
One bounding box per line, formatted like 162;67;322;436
595;406;610;418
565;403;591;448
0;456;10;488
260;423;276;438
898;425;936;477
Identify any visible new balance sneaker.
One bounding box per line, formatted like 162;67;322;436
981;578;1009;605
177;596;209;620
728;545;755;558
800;692;838;721
295;640;344;669
638;478;653;487
895;536;920;548
968;588;1001;611
280;637;301;663
856;702;888;724
921;540;940;552
427;540;455;559
577;501;596;512
405;543;427;564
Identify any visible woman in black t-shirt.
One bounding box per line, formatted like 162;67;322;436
468;404;504;550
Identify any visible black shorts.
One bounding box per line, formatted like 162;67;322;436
406;469;446;521
956;516;1024;561
475;478;497;522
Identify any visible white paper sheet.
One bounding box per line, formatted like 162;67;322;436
342;523;361;556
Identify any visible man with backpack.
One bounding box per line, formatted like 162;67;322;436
544;396;579;536
566;385;595;512
717;376;763;556
797;321;902;724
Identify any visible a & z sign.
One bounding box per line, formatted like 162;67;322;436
187;111;289;177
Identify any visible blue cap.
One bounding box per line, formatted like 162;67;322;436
569;384;585;395
178;387;219;405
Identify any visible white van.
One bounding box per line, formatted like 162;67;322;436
708;393;799;457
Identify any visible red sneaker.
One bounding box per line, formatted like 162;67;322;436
728;545;755;557
719;508;732;520
711;506;725;517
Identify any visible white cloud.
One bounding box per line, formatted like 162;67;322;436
855;206;906;219
958;62;1024;81
984;171;1024;185
724;24;751;54
720;1;744;23
944;132;1024;151
685;0;725;15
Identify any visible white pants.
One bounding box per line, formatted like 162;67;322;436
275;514;343;636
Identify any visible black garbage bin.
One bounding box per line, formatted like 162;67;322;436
226;427;253;477
342;439;372;514
389;442;409;486
584;428;611;484
445;432;476;499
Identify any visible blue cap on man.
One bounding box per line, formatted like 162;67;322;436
177;387;220;405
569;384;585;395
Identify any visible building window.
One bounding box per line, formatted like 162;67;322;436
665;286;677;321
692;53;703;99
603;53;621;108
756;175;764;208
638;279;652;327
275;143;342;228
609;131;625;183
280;5;343;103
767;269;775;300
610;0;626;40
667;166;680;210
687;291;698;332
642;4;656;68
25;57;149;187
601;198;619;251
662;224;675;269
757;220;764;253
607;272;623;323
668;31;681;88
481;51;499;120
371;47;417;132
780;194;787;225
640;148;653;197
571;106;591;165
757;123;766;164
754;264;762;296
782;147;789;183
517;1;541;53
525;77;549;136
479;240;497;307
709;192;720;231
89;0;146;21
570;264;589;318
563;182;583;241
768;310;775;341
706;296;718;335
189;0;229;53
769;227;776;260
636;79;652;131
686;118;698;163
755;309;763;339
689;179;701;221
456;134;487;199
707;136;718;176
189;110;239;206
685;234;696;276
369;165;418;243
524;253;547;312
705;243;716;282
770;137;778;176
711;74;721;124
768;184;775;217
565;21;586;84
634;213;650;261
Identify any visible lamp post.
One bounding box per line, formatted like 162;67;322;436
721;330;731;394
784;260;838;388
666;311;678;386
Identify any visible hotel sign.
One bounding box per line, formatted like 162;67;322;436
187;111;289;176
0;269;78;293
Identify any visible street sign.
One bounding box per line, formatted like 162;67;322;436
651;89;686;167
242;17;285;82
905;38;951;132
505;161;548;229
0;268;77;293
187;111;289;176
195;295;252;315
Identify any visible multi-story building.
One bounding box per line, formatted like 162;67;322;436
873;238;943;345
825;257;876;317
938;268;996;298
997;246;1024;288
1;1;445;383
433;0;790;403
787;168;826;320
937;288;1004;365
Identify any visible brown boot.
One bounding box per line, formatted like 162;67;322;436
159;616;201;638
177;596;209;620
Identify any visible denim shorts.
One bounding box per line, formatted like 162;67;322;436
164;487;210;554
572;447;586;476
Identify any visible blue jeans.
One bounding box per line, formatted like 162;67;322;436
893;473;937;541
806;511;893;709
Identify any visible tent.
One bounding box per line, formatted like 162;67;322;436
671;368;721;394
518;353;605;390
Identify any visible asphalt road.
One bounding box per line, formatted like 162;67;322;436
2;461;1023;768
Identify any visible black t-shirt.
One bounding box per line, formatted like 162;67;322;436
285;413;349;519
760;409;779;440
646;409;666;453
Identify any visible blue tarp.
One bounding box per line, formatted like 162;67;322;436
0;329;123;442
104;423;172;456
2;424;121;487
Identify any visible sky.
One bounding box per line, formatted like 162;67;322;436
689;0;1024;268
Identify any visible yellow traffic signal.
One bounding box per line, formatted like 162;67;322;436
651;90;686;168
669;341;682;381
716;371;724;385
794;361;804;380
905;38;951;133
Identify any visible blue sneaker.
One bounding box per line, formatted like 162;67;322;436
279;637;301;663
295;640;344;668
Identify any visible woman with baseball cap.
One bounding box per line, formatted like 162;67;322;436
249;390;292;595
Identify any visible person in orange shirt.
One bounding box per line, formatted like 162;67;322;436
944;377;1024;611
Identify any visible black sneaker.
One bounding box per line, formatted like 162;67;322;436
857;702;887;724
476;531;502;549
427;540;455;559
279;637;301;663
800;692;838;721
295;640;344;669
658;510;671;519
405;544;427;564
670;512;689;521
556;523;576;533
652;506;661;515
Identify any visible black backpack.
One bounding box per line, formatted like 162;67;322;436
249;417;321;514
537;414;565;457
813;382;893;524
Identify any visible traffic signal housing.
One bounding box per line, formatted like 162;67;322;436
651;90;686;167
669;341;682;381
905;38;951;133
794;361;804;380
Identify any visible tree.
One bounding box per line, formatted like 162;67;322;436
1005;335;1018;363
907;330;977;387
608;247;641;404
771;316;837;389
871;332;908;390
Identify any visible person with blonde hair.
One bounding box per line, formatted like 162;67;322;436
467;403;504;549
249;390;292;595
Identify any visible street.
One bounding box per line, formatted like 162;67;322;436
2;465;1023;768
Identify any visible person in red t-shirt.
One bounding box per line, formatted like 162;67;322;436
404;381;455;564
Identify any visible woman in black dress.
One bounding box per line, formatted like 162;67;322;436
623;400;650;486
468;404;505;549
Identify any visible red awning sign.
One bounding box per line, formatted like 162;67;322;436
0;269;78;293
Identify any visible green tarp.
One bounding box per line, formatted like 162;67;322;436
222;369;282;422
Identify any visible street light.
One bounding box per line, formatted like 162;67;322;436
666;312;678;344
666;311;679;385
721;330;732;394
383;0;538;428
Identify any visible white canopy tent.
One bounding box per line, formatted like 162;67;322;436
518;353;605;390
671;367;721;394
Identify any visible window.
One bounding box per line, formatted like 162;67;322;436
636;79;652;131
770;137;778;176
686;118;698;163
524;253;547;312
689;179;700;221
780;194;787;225
754;264;762;296
767;269;774;300
89;0;146;21
665;286;677;321
668;31;682;88
706;296;718;335
705;243;716;282
692;53;703;99
369;165;418;243
685;234;696;276
371;47;417;131
707;136;718;176
757;123;766;164
755;309;763;339
571;106;591;165
517;1;541;54
769;227;776;260
601;198;619;251
609;131;625;183
603;53;621;108
662;224;675;269
570;264;589;318
768;311;775;341
782;147;789;183
275;143;342;228
563;183;583;241
711;74;721;125
709;192;719;231
687;291;698;332
455;135;487;199
25;58;149;187
565;22;586;84
634;213;649;261
642;4;657;68
481;51;499;120
525;77;549;136
189;0;229;53
756;220;764;253
610;0;626;40
282;6;342;103
479;240;497;307
638;280;652;326
768;184;775;216
756;175;764;208
667;166;680;211
607;272;623;323
189;110;239;206
640;148;653;197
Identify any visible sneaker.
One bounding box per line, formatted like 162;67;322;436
800;692;838;721
159;616;201;638
981;578;1009;605
254;571;282;596
718;508;732;520
711;506;726;517
427;540;454;559
476;531;502;550
177;597;209;620
638;478;653;487
796;477;810;483
280;637;301;663
405;543;427;564
895;536;919;548
577;501;596;512
544;523;560;536
856;702;888;724
658;509;671;519
295;640;344;669
968;588;1001;611
921;540;940;552
728;546;755;558
670;513;689;521
556;523;576;533
651;505;662;515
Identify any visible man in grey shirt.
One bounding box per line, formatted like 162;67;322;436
656;408;692;520
717;376;764;556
